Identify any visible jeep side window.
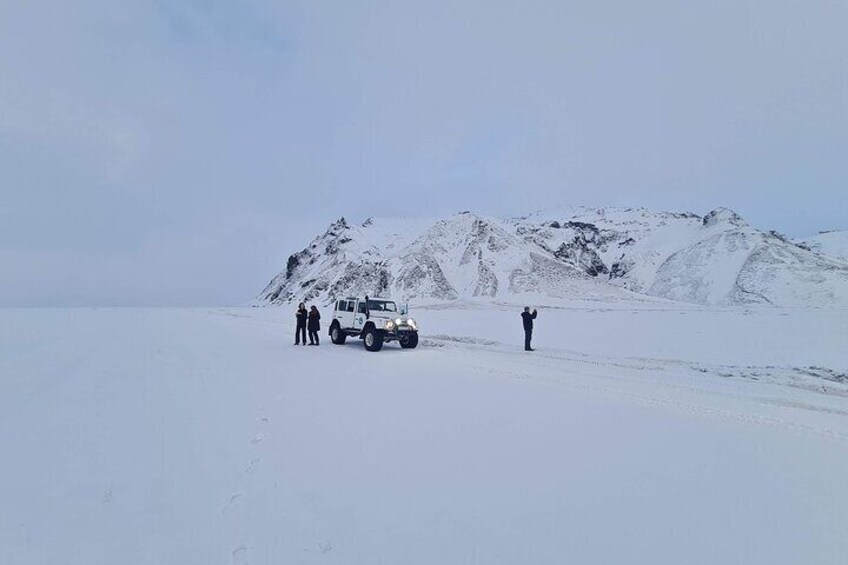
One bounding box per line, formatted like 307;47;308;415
336;300;345;311
347;302;355;312
367;300;397;312
357;302;366;314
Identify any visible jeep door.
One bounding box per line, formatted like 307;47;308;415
353;300;367;331
334;300;355;328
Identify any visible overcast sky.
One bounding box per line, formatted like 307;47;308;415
1;0;846;306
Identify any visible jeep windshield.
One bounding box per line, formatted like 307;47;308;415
367;300;397;312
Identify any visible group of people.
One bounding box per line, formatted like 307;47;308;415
293;301;539;351
294;303;322;345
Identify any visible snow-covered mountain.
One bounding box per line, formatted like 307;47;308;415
797;230;848;264
258;207;848;307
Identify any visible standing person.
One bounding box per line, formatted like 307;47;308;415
295;303;307;346
307;305;321;346
521;306;538;351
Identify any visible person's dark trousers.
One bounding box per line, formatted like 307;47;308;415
524;329;533;351
295;325;306;345
308;330;319;345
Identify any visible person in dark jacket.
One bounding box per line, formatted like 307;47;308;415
295;303;307;345
521;306;537;351
307;305;321;345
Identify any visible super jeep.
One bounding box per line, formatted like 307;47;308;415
328;296;419;352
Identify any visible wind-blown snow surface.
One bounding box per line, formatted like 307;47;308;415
259;207;848;308
2;302;847;564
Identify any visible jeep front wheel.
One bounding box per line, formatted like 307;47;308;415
363;329;384;352
330;325;346;345
399;332;419;349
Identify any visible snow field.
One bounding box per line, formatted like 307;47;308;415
1;303;847;564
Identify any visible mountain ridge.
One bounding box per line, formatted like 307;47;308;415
258;207;848;308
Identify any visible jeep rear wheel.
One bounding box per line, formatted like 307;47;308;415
399;332;419;349
363;329;384;352
330;325;346;345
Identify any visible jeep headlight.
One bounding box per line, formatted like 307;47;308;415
384;320;395;330
407;318;417;330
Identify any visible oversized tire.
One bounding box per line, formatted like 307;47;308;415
399;332;419;349
363;328;384;352
330;324;346;345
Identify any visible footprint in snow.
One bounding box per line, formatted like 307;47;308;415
222;492;243;515
231;544;249;564
251;433;265;444
245;458;261;474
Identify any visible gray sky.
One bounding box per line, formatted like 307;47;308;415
1;0;846;306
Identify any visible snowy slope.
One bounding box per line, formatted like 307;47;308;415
2;305;847;564
258;213;647;306
798;230;848;264
520;207;848;306
259;207;848;307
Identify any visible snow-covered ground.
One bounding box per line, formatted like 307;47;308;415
2;302;847;564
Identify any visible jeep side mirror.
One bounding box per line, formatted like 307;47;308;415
400;305;408;315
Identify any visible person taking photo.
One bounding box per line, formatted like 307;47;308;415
521;306;538;351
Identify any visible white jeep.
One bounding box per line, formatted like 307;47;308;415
328;296;419;352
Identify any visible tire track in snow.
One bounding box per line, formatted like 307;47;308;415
424;334;848;400
424;334;848;443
